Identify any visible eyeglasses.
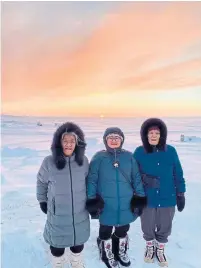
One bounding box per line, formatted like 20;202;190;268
107;136;121;141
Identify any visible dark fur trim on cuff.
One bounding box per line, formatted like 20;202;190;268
40;202;47;214
130;195;147;211
86;195;104;213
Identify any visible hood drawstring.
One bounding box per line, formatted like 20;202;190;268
113;149;119;168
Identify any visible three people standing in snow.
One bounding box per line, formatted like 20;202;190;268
36;118;186;268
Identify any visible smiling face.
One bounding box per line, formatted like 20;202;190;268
147;128;160;145
61;134;77;156
106;134;122;149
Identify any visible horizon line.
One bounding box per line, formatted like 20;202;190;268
1;114;201;119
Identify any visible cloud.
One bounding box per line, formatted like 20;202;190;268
118;58;201;90
2;2;201;105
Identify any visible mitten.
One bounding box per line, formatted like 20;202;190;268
177;193;185;212
40;202;47;214
130;195;147;214
86;195;104;219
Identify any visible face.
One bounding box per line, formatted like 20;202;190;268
147;129;160;145
61;134;76;156
106;135;122;149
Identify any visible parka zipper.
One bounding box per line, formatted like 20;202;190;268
69;159;76;246
114;149;120;225
116;169;120;225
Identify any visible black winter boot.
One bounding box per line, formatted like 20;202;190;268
112;234;131;267
97;237;119;268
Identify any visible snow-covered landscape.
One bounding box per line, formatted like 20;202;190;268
1;115;201;268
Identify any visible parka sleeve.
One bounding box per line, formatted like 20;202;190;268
131;156;145;197
133;147;140;162
172;147;186;193
87;153;102;199
84;156;89;177
36;157;49;203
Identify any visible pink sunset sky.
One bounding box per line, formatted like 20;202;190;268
2;1;201;117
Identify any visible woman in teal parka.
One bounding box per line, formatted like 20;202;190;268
86;127;147;268
133;118;186;267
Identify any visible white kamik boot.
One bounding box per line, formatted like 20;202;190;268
112;234;131;267
155;241;168;267
144;240;155;263
97;237;119;268
69;251;85;268
51;255;65;268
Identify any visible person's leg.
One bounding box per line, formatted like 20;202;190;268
156;207;175;243
140;207;157;263
50;246;65;268
112;225;131;267
98;225;118;268
50;246;65;257
70;244;84;254
69;245;85;268
155;207;175;267
114;224;130;238
140;207;156;241
99;224;113;240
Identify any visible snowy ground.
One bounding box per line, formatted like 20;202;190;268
1;115;201;268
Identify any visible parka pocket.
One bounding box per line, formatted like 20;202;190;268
54;195;69;216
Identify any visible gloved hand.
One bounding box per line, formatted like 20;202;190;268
133;207;144;217
130;195;147;216
89;208;102;219
40;202;47;214
177;193;185;212
86;195;104;219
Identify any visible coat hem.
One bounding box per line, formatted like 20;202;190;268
99;216;138;226
43;233;90;248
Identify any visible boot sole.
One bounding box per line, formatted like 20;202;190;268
118;263;131;267
116;257;131;267
144;257;154;263
155;254;168;267
157;261;168;267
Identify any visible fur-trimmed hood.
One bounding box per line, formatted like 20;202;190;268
140;118;167;153
103;127;125;152
51;122;86;169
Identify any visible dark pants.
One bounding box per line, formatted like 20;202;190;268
50;244;84;257
99;224;130;240
140;207;175;243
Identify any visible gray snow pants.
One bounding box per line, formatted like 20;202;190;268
140;207;175;243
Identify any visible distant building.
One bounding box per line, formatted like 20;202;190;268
180;134;184;142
